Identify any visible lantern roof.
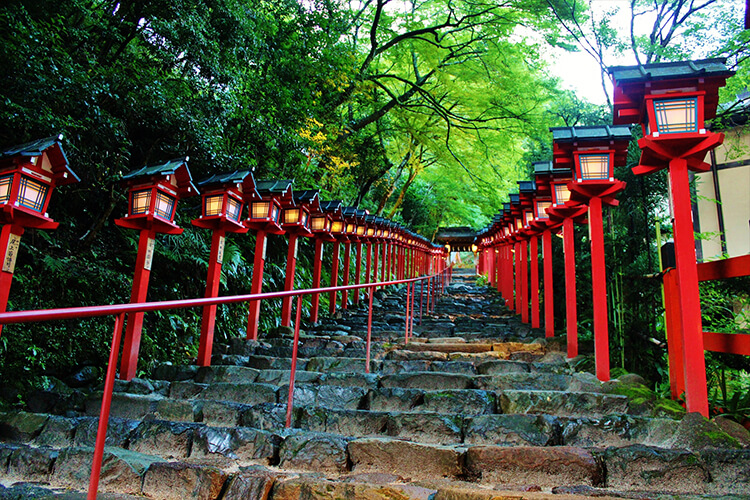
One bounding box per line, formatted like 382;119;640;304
509;192;520;204
293;189;321;213
518;180;536;193
365;214;378;224
320;200;343;219
609;58;734;125
435;226;477;251
0;135;79;186
550;125;632;143
256;179;293;196
122;157;198;197
197;170;260;201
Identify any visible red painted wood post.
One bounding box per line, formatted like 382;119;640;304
530;235;540;329
309;238;324;324
365;287;374;373
669;158;709;416
0;223;25;336
120;228;157;380
381;242;387;284
495;249;502;293
514;242;522;314
342;242;351;309
542;229;554;338
281;233;300;327
398;245;404;280
285;295;303;428
663;268;686;399
247;229;268;341
197;229;227;366
588;196;610;381
562;218;578;358
329;241;340;316
372;242;379;287
520;239;529;323
365;242;373;299
354;242;363;306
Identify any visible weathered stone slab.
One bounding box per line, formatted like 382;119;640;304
53;446;158;495
271;476;438;500
129;421;195;459
73;416;139;448
700;449;750;496
190;425;279;461
33;415;76;448
240;403;288;431
256;369;323;386
195;383;277;405
0;411;48;442
306;356;374;373
602;445;708;493
169;381;207;399
152;363;199;382
7;445;57;481
387;412;463;444
321;372;379;389
195;365;260;384
380;372;473;390
246;354;301;371
429;361;477;375
464;414;560;447
367;387;424;412
323;409;390;437
278;432;349;473
422;389;495;415
223;466;281;500
85;392;162;420
499;390;629;417
404;343;492;354
278;384;368;410
142;462;228;499
475;373;571;392
194;400;243;427
476;360;531;375
154;398;194;422
379;360;433;375
348;438;462;479
385;350;449;362
560;415;679;448
464;445;602;486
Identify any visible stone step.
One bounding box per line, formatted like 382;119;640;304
499;390;630;418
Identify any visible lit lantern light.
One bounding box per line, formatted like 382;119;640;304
647;95;699;136
534;198;552;220
523;210;534;228
551;181;572;206
311;213;331;232
574;152;614;181
515;217;523;231
249;200;280;222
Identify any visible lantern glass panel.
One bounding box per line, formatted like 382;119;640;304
311;216;327;231
331;221;344;233
356;225;365;235
271;204;280;222
553;183;571;206
578;154;610;180
204;194;223;217
251;201;270;219
367;227;375;236
226;197;242;222
301;212;309;227
535;200;551;220
346;223;355;234
524;210;533;225
284;208;300;225
18;175;48;213
131;188;151;215
154;191;176;220
0;174;13;205
653;97;698;134
515;218;523;230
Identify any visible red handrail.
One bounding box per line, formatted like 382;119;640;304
0;268;451;499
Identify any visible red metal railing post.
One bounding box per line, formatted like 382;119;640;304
354;242;362;306
372;242;379;291
514;242;521;313
285;295;303;428
342;242;351;309
120;228;157;380
380;241;387;285
588;196;610;382
197;229;226;366
409;280;416;337
419;277;424;326
281;233;300;327
328;241;340;316
309;238;324;324
563;217;578;358
365;242;372;301
530;235;540;329
542;229;554;337
404;282;411;343
669;158;709;416
247;229;268;341
366;285;374;374
88;312;126;499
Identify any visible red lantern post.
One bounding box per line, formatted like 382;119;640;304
551;126;631;381
309;200;336;324
244;180;290;340
115;158;197;380
0;136;79;333
192;170;258;365
610;58;734;414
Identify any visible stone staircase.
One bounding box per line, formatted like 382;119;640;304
1;269;749;498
